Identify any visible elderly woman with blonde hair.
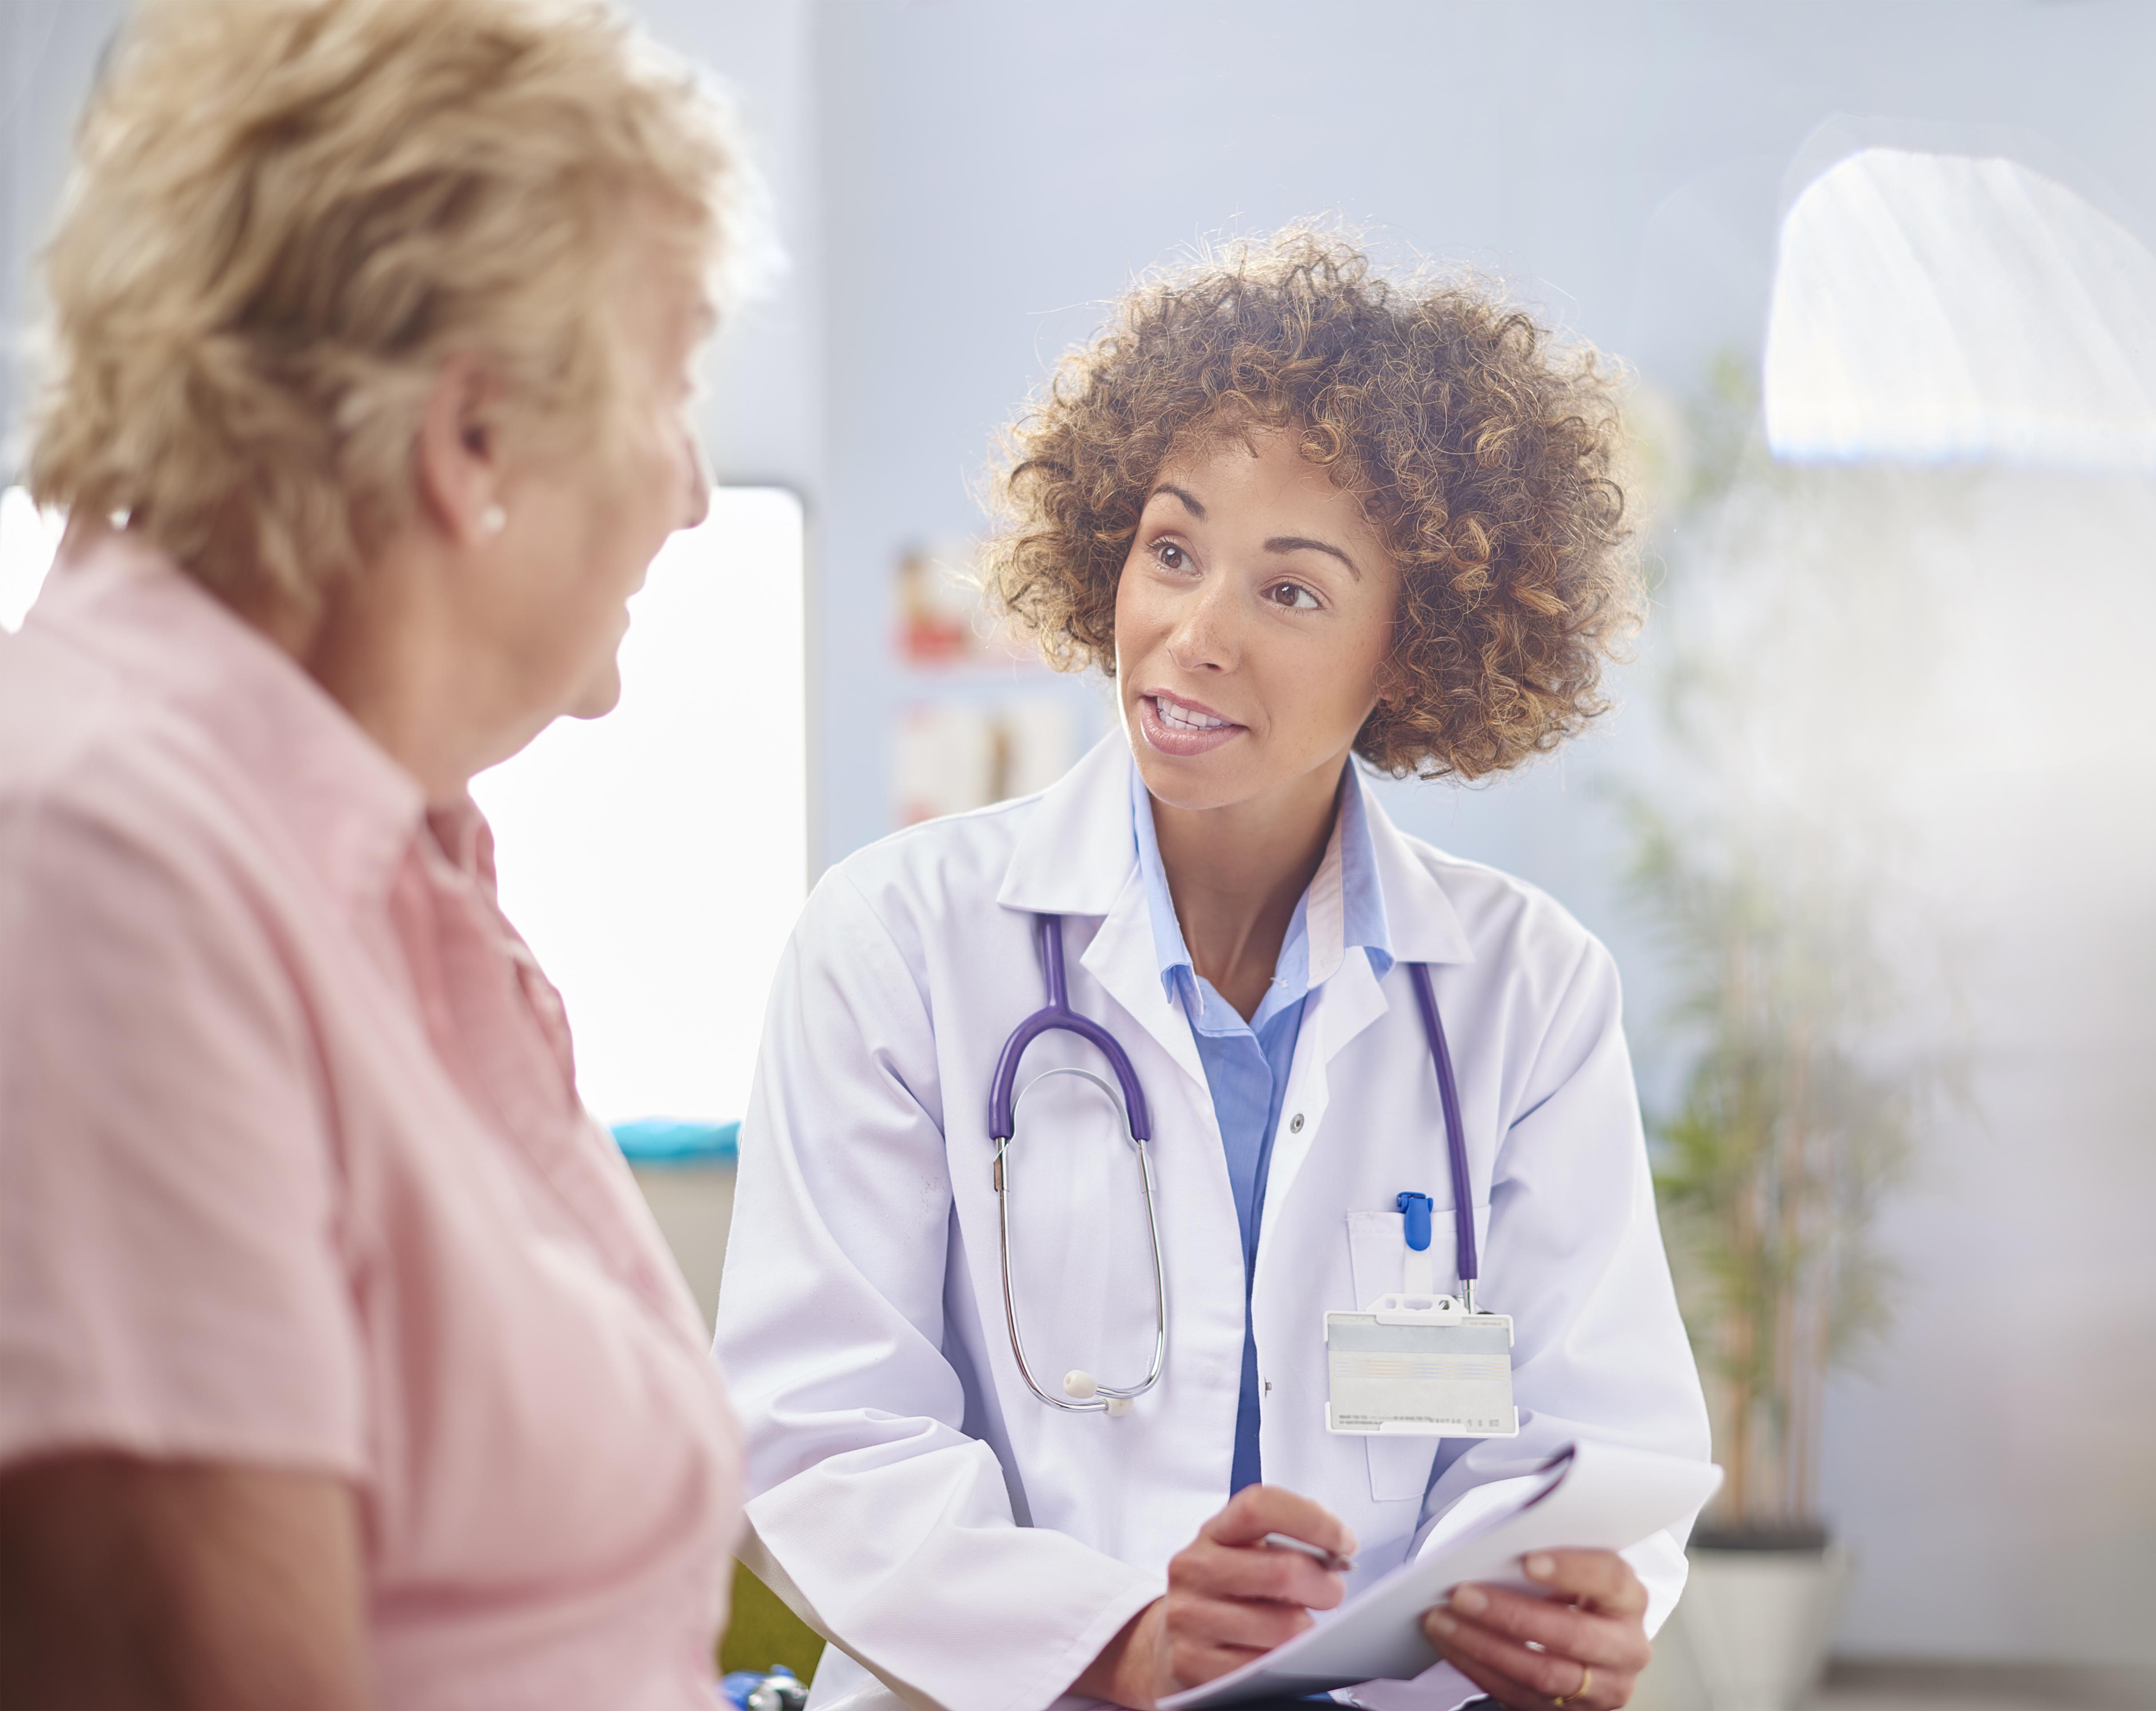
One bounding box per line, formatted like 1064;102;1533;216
0;0;751;1704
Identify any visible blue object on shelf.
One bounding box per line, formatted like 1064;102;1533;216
611;1117;740;1166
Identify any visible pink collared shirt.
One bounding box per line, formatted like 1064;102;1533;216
0;537;742;1708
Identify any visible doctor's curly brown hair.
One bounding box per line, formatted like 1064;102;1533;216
980;230;1640;780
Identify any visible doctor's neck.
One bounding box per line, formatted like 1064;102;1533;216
1147;756;1346;1023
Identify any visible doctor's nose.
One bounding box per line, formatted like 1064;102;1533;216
1164;574;1240;674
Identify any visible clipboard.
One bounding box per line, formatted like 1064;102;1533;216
1158;1440;1723;1711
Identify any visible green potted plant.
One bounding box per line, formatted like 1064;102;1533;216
1623;804;1907;1711
1618;365;1955;1711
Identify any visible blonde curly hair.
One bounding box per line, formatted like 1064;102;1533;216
28;0;747;608
982;231;1640;780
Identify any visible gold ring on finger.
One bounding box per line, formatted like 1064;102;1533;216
1551;1663;1592;1708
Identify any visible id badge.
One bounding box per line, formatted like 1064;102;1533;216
1323;1293;1519;1438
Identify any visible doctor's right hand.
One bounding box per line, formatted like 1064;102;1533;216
1072;1485;1358;1710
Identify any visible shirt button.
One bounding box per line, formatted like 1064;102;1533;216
1290;1113;1305;1133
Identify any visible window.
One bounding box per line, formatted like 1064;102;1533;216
470;488;807;1124
0;486;63;631
1764;147;2156;469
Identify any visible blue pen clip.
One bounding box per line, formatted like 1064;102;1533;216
1396;1191;1434;1252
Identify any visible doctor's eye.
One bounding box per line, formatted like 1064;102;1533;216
1266;580;1322;610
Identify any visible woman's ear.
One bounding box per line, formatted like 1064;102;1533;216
412;356;507;549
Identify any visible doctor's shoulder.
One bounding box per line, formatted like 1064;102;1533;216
792;789;1049;983
1389;836;1642;1170
1393;829;1627;1031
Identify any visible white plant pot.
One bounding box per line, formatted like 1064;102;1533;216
1672;1542;1853;1711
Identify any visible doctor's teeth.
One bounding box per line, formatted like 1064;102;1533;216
1158;699;1227;731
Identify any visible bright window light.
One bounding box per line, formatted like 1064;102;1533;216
0;487;64;632
1765;149;2156;469
470;487;807;1126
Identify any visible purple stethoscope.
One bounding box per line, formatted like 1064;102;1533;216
987;913;1477;1417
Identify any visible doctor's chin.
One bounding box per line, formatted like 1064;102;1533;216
0;5;2148;1711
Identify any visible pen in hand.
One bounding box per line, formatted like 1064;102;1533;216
1260;1531;1356;1574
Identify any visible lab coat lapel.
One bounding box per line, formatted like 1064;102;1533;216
1364;784;1476;967
997;733;1208;1091
1256;782;1470;1259
996;733;1140;919
1080;863;1207;1091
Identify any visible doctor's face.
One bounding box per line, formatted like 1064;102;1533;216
1114;430;1400;815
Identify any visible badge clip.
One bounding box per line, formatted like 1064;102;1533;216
1323;1190;1518;1440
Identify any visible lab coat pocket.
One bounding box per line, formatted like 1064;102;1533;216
1345;1210;1412;1309
1342;1206;1482;1504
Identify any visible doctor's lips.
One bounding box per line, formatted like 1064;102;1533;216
1138;689;1244;757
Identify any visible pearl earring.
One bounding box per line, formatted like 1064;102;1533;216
480;503;507;537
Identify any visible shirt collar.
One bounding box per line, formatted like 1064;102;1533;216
1129;760;1395;1029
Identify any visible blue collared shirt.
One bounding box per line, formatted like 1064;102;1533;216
1131;761;1394;1492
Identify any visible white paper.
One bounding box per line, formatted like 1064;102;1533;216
1158;1440;1723;1711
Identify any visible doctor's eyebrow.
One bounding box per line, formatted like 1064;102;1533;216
1150;483;1208;520
1146;484;1360;577
1264;534;1360;577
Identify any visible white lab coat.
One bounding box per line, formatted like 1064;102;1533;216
713;736;1710;1711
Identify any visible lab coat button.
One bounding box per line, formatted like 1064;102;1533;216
1290;1113;1305;1133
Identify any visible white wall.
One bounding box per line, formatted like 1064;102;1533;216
0;0;128;464
626;0;824;497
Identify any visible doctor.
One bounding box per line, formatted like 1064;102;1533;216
714;232;1710;1711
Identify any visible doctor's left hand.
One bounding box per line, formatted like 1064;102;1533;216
1072;1484;1357;1709
1421;1548;1652;1710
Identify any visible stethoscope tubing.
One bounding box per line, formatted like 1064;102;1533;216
991;913;1479;1413
1407;960;1478;1298
994;1066;1168;1413
989;914;1153;1144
